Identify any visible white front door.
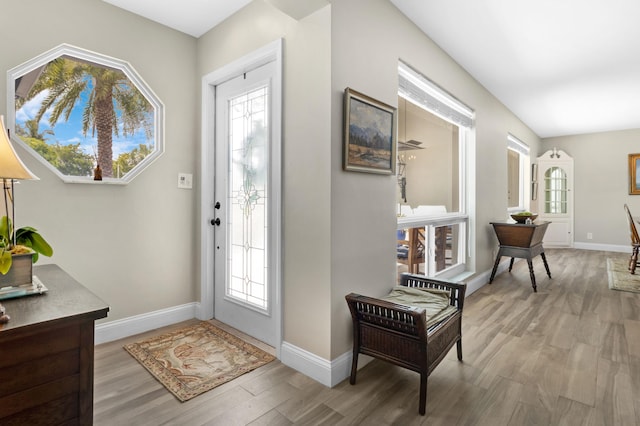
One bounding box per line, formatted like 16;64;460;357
537;149;574;247
210;59;280;347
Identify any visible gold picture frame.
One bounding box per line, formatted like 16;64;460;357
343;87;397;174
630;153;640;195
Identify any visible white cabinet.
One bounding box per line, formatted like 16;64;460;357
536;149;574;247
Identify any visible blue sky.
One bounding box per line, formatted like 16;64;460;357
15;88;153;159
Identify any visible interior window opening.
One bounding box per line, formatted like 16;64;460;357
396;61;473;280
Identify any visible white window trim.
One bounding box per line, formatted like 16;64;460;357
507;134;529;212
397;60;476;276
6;43;164;184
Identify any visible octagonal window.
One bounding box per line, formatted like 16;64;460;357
7;44;164;184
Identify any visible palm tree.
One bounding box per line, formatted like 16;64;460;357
18;119;54;140
26;57;152;178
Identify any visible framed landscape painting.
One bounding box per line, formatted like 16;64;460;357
630;153;640;195
343;88;397;174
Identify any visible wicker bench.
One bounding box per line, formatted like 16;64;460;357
345;273;466;415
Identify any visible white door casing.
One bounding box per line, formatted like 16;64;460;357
200;39;282;354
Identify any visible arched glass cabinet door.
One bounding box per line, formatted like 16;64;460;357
543;166;568;214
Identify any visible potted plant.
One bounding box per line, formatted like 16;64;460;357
0;215;52;285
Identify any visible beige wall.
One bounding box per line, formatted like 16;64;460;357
542;129;640;246
1;0;198;321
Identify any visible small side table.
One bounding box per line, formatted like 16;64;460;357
489;221;551;292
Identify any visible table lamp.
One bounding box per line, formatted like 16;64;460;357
0;115;38;323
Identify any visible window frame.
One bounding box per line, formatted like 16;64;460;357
397;61;475;279
507;134;530;213
6;43;164;184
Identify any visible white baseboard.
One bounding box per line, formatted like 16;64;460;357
95;302;198;345
280;342;374;387
463;258;510;296
573;242;628;253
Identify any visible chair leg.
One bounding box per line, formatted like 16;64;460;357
419;373;427;415
631;247;639;275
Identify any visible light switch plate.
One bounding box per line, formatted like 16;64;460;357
177;173;193;189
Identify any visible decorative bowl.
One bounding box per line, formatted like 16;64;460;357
510;213;538;224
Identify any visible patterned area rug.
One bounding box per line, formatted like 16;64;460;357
607;258;640;293
124;321;275;401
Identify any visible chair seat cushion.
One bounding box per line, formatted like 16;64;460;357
381;285;458;327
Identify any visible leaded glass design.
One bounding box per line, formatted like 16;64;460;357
544;166;567;214
227;86;269;310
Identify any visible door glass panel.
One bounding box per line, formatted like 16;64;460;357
227;86;269;310
544;166;567;214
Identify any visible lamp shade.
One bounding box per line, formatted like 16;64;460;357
0;116;38;180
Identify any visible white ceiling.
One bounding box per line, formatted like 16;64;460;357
391;0;640;138
103;0;640;138
101;0;252;38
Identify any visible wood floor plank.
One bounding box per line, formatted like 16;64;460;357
590;358;636;426
507;401;552;426
624;318;640;358
600;321;630;364
247;409;293;426
458;376;523;426
559;342;599;407
519;344;569;412
551;396;593;426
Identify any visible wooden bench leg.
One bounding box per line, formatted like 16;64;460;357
456;338;463;361
349;350;358;385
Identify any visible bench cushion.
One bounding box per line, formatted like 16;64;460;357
381;285;458;327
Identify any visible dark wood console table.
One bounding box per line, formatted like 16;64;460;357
489;221;551;292
0;264;109;425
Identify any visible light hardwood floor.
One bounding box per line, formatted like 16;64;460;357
94;249;640;425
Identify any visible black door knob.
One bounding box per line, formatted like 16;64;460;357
211;218;221;226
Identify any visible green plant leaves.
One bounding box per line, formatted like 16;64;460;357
0;251;11;275
0;216;53;274
15;226;54;262
0;216;11;245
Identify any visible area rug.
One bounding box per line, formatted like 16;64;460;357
607;258;640;293
123;321;275;401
